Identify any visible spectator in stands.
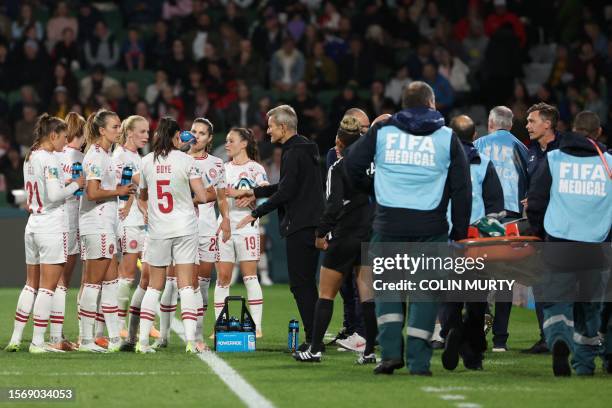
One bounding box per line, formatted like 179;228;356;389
190;13;218;62
547;45;571;88
286;9;307;45
11;3;43;42
122;27;146;71
436;47;470;95
0;42;11;93
164;39;191;89
233;39;266;87
572;42;602;83
385;66;412;106
422;62;454;116
330;82;364;125
407;40;435;80
0;11;10;40
145;69;169;105
222;1;249;38
152;85;183;121
338;37;372;86
48;86;71;119
583;62;607;99
79;64;123;104
252;10;283;60
146;20;173;70
389;6;420;48
0;145;24;206
16;39;48;92
46;1;77;49
77;3;102;42
291;81;319;133
190;88;220;127
14;104;38;151
584;21;608;58
117;81;143;118
51;27;80;71
44;61;78;104
219;21;241;62
84;21;120;69
135;100;156;132
484;0;526;48
162;0;193;21
10;86;40;124
270;37;305;93
462;19;488;72
584;86;608;127
203;60;236;110
226;82;258;128
305;41;337;91
365;80;395;118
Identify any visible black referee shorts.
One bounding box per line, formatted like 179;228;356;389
321;236;364;276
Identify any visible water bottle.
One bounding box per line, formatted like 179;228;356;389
228;316;241;331
119;166;133;201
179;130;196;144
288;319;299;352
242;316;254;333
71;162;83;197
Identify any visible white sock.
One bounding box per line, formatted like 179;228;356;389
198;277;211;318
9;285;37;345
128;285;146;343
194;287;204;341
79;284;101;343
31;288;54;345
159;277;177;341
117;278;133;330
101;279;120;340
49;285;67;343
139;287;161;346
179;286;197;342
214;282;230;320
244;276;263;331
95;289;105;338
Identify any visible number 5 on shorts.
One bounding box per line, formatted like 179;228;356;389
157;180;173;213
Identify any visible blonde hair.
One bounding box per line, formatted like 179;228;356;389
84;109;118;152
119;115;147;146
65;112;85;144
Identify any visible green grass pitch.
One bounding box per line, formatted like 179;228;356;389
1;286;611;408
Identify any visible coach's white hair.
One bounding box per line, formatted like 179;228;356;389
267;105;298;132
488;106;514;130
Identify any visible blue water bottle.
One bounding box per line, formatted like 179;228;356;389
71;162;83;197
119;166;133;201
288;319;299;352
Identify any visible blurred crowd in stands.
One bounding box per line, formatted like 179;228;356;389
0;0;610;206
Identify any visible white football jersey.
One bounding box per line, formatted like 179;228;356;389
193;153;225;236
140;150;203;239
56;146;84;232
112;145;145;227
79;144;118;235
24;150;68;234
221;160;268;235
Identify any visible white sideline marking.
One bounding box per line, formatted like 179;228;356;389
456;404;482;408
171;318;275;408
440;395;466;401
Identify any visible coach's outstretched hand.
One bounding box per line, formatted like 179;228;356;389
236;214;256;229
226;186;254;199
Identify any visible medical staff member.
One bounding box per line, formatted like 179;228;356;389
345;81;471;376
527;110;611;377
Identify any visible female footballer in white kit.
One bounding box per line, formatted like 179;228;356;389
137;117;216;353
49;112;86;351
215;128;268;337
190;118;231;347
5;114;85;353
112;115;149;338
78;110;136;353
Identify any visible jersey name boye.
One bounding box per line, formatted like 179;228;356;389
24;150;69;234
56;146;84;232
221;160;268;235
79;144;118;235
112;145;145;227
140;150;203;239
193;153;225;236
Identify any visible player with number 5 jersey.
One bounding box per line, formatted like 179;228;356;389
214;128;268;338
137;117;217;354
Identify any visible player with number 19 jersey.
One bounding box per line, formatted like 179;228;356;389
194;153;225;262
140;150;203;266
219;160;268;262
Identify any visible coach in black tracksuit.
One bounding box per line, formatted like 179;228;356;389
233;105;324;349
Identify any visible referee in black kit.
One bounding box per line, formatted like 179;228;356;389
232;105;324;351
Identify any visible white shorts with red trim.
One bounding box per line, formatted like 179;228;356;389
198;235;220;263
218;233;260;263
118;225;145;254
80;233;117;260
24;232;68;265
66;230;80;256
143;234;197;267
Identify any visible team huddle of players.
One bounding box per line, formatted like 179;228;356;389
5;109;269;354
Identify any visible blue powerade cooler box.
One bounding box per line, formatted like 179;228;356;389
214;296;256;352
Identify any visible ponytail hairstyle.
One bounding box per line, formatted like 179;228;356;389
193;117;214;152
336;116;361;149
231;127;259;162
153;116;180;161
64;111;85;145
84;109;118;152
119;115;147;146
26;113;67;161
